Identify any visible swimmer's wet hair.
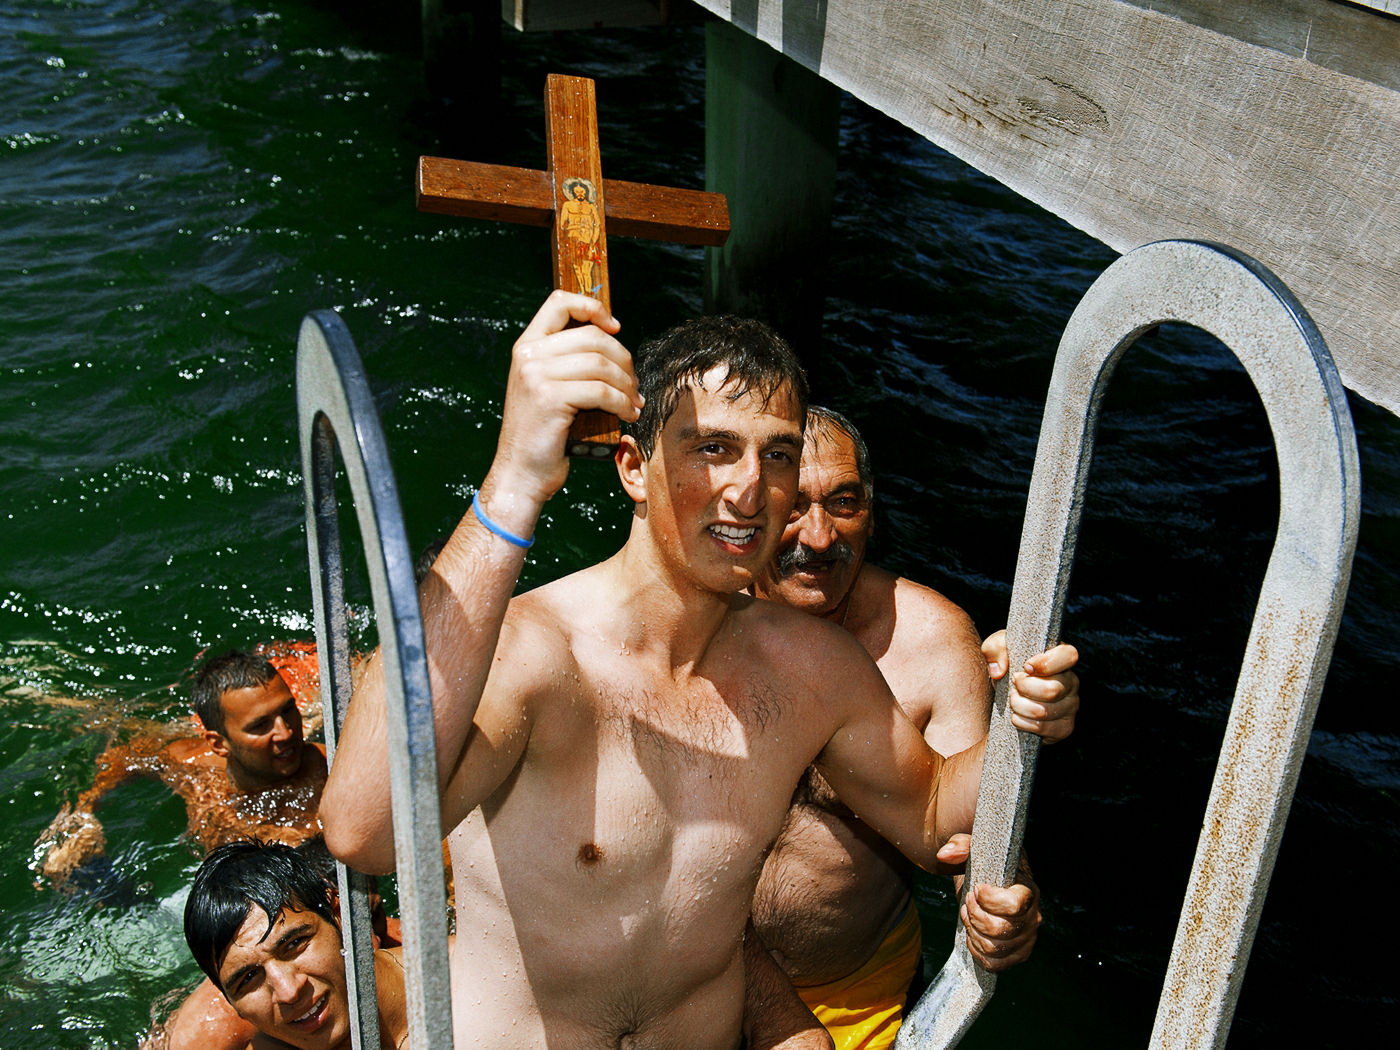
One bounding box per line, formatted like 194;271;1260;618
192;650;279;735
629;316;809;459
806;406;874;501
184;841;336;989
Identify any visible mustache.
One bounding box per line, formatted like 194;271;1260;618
776;540;856;576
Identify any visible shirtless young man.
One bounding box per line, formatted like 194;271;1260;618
36;651;326;886
320;293;1077;1050
751;407;1079;1049
179;841;410;1050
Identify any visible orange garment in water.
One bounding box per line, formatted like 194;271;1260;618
257;639;321;708
796;905;923;1050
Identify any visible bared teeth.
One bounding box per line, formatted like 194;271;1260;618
710;525;756;542
294;994;327;1023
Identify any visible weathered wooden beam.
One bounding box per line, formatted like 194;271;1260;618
416;156;731;245
691;0;1400;417
1134;0;1400;91
501;0;709;32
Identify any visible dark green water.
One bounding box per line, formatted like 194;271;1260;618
2;2;1396;1046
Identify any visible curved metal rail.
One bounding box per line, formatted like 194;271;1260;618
897;240;1360;1049
296;310;453;1050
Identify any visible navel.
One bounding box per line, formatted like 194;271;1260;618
577;841;604;867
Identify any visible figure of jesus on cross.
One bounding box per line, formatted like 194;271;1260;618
560;177;602;297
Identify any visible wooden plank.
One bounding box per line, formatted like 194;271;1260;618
692;0;1400;417
501;0;710;32
605;178;730;244
416;157;731;245
416;160;553;227
1129;0;1400;91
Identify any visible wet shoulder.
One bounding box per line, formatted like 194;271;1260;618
508;560;616;627
888;571;978;641
875;569;989;731
495;570;591;686
163;737;221;766
851;568;974;674
735;592;879;681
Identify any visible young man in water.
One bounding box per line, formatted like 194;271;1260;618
36;650;327;886
750;407;1076;1048
177;840;410;1050
320;293;1077;1050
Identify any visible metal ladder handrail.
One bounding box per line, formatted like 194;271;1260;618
897;240;1360;1049
296;310;454;1050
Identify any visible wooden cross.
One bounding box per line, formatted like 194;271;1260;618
416;73;730;459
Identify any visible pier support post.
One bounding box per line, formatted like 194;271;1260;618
704;20;840;354
422;0;502;138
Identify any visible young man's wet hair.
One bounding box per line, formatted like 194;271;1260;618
630;315;810;458
184;840;337;988
191;650;280;736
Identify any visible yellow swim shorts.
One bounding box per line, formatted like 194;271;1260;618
795;905;923;1050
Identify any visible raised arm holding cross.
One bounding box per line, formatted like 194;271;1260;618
416;73;729;458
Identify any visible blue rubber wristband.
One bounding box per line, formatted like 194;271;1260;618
472;491;535;549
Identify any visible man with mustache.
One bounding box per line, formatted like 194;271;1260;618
750;406;1078;1049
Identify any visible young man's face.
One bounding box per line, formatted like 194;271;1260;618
210;675;304;790
641;368;804;593
753;423;872;617
217;903;349;1050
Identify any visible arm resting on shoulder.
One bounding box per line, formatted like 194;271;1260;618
815;624;1072;872
813;624;985;871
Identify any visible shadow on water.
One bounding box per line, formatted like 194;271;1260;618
1;2;1397;1047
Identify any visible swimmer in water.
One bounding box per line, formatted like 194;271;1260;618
35;650;328;887
149;840;402;1050
167;841;411;1050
